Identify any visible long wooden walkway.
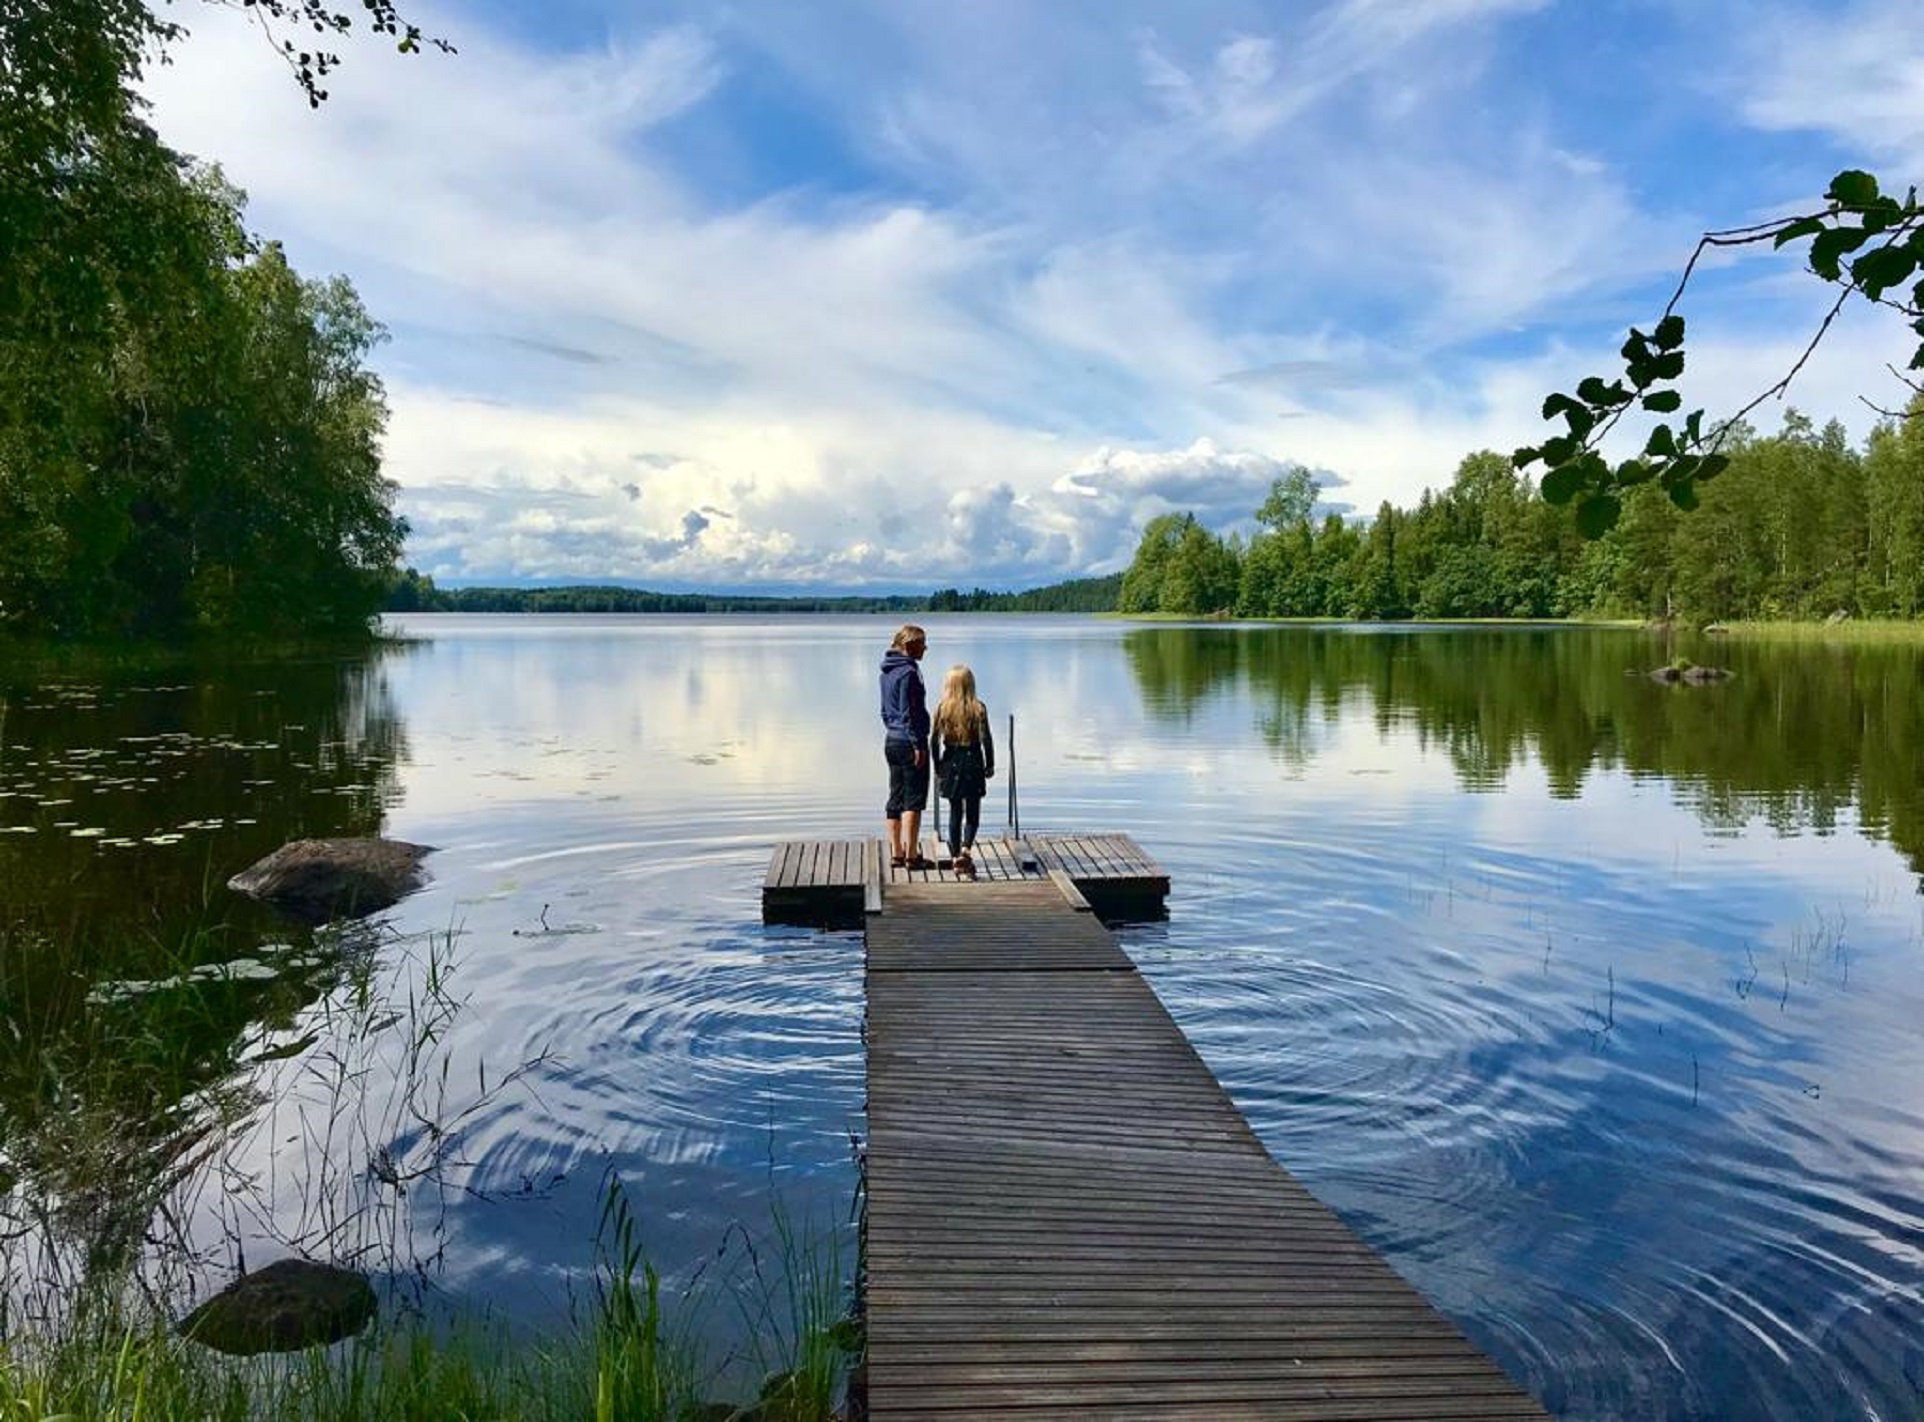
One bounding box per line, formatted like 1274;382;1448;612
863;879;1547;1420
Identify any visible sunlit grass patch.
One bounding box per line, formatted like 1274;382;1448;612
1713;618;1924;644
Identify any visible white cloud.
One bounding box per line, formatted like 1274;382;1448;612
136;1;1923;589
1735;1;1924;158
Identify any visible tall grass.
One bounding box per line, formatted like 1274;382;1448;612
0;924;860;1420
1711;618;1924;643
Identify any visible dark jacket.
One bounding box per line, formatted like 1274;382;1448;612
879;649;929;744
934;709;995;800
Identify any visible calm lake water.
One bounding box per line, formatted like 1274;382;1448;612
2;614;1922;1418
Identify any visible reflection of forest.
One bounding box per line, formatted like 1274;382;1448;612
0;648;409;1292
1123;627;1924;879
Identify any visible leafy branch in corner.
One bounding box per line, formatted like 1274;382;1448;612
215;0;455;105
1516;168;1924;537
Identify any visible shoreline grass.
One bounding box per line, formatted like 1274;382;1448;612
1702;618;1924;644
0;924;860;1422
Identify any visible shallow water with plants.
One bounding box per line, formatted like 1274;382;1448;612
2;615;1921;1418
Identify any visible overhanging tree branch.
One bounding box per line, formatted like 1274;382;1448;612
1517;168;1924;537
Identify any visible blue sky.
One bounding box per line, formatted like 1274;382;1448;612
145;0;1923;590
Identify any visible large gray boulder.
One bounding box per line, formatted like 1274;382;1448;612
177;1258;376;1355
229;837;431;923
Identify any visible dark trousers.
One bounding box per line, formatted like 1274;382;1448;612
946;795;981;857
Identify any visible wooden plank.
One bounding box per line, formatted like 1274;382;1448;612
864;876;1546;1421
864;838;884;915
1048;867;1092;911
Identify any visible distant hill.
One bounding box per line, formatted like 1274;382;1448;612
384;570;1122;615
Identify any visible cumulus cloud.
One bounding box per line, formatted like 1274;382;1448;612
135;0;1917;590
1039;439;1347;568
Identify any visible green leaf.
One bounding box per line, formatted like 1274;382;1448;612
1653;314;1686;350
1542;393;1595;437
1859;198;1902;234
1616;458;1656;486
1644;423;1677;458
1540;435;1578;466
1541;462;1587;505
1851;245;1918;301
1667;480;1700;512
1512;445;1543;469
1575;492;1622;538
1620;329;1651;363
1649;351;1685;381
1576;376;1614;404
1697;453;1730;481
1665;455;1701;485
1642;389;1682;413
1826;169;1880;206
1811;225;1873;280
1684;410;1705;443
1773;215;1827;248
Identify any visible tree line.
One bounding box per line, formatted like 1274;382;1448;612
2;3;408;640
1119;407;1924;623
385;572;1123;615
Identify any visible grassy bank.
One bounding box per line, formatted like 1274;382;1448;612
1705;618;1924;644
0;1193;856;1422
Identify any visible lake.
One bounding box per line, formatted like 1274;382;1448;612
2;615;1921;1418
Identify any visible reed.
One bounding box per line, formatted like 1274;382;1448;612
1711;618;1924;644
0;924;859;1421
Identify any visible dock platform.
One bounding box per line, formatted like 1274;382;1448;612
762;831;1169;925
860;875;1547;1420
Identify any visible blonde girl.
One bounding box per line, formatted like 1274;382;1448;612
930;664;995;878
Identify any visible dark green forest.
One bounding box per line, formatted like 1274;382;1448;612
2;2;405;639
1120;409;1924;623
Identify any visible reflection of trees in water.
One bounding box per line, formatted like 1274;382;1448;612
0;645;411;1306
1122;627;1924;880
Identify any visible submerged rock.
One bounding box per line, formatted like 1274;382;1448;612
177;1258;376;1355
1648;664;1734;684
229;837;431;923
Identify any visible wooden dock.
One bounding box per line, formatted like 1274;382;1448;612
762;831;1169;926
859;873;1548;1420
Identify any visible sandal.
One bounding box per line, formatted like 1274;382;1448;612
890;852;907;869
955;853;975;879
905;855;936;871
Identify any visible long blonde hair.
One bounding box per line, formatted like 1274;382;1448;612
933;664;987;744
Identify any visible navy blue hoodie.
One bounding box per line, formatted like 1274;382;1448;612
879;649;929;744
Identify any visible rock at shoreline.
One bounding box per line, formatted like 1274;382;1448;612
1649;664;1734;684
229;837;432;922
178;1258;376;1355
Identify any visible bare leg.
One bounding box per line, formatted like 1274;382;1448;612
903;808;922;860
886;816;903;860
